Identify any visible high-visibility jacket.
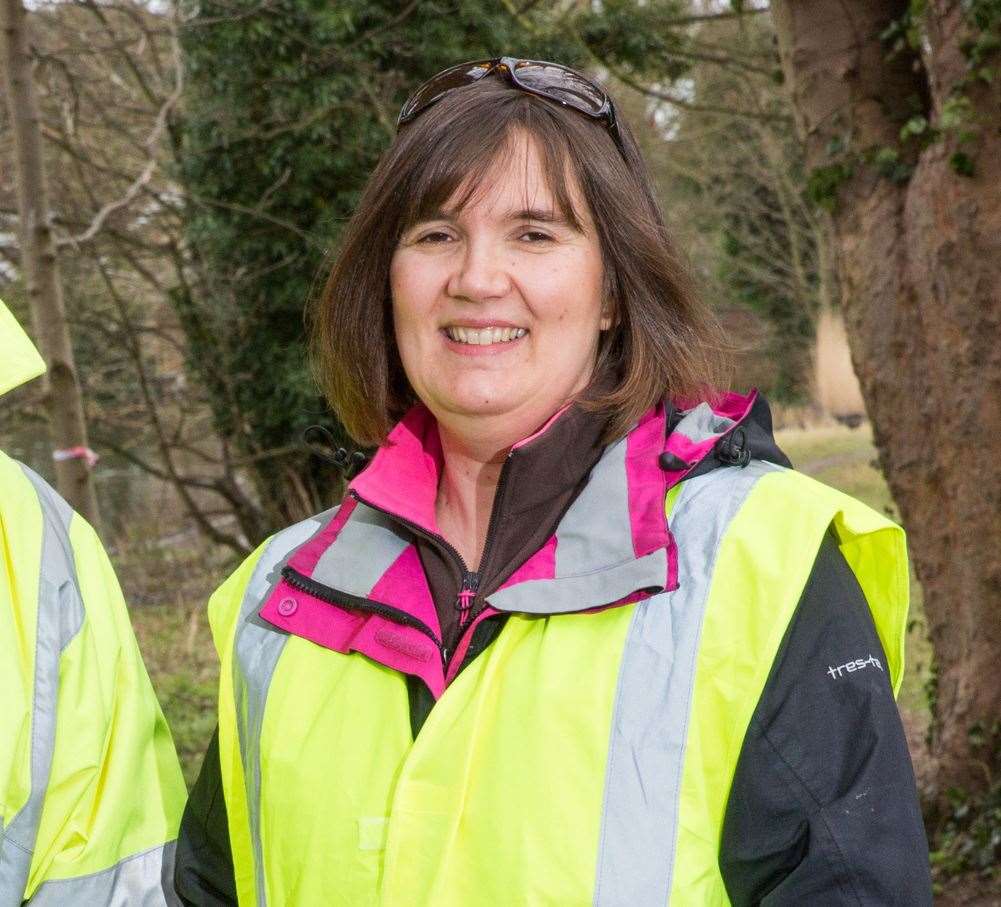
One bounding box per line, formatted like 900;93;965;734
0;298;186;905
208;398;909;906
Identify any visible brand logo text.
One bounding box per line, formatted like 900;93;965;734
827;653;884;679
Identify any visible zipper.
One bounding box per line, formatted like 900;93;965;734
468;450;514;587
350;453;515;670
282;564;447;662
344;492;470;667
455;571;480;622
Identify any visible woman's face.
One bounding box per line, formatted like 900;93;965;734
390;134;609;438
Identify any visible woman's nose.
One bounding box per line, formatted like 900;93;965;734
446;238;511;302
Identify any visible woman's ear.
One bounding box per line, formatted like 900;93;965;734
599;299;616;331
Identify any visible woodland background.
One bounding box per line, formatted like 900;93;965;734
2;0;999;899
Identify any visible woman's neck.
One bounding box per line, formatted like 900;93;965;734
434;421;521;571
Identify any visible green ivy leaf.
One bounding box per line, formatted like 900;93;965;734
950;150;976;176
871;146;914;183
806;161;853;211
900;114;928;139
940;95;974;131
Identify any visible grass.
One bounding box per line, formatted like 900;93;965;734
130;587;222;787
129;419;931;786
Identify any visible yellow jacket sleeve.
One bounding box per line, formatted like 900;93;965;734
0;455;186;905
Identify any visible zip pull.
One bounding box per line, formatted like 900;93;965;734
455;571;480;616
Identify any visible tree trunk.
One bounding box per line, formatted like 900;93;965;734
1;0;102;531
772;0;1001;806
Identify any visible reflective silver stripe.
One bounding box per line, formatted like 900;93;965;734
312;502;409;595
593;461;778;907
490;435;670;615
489;549;670;615
27;841;180;906
0;829;31;907
0;466;86;906
555;434;633;576
15;466;85;654
672;402;735;444
232;513;332;907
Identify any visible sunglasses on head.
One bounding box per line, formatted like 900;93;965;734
396;57;626;158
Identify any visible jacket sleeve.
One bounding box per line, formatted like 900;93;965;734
174;727;238;906
22;510;187;904
719;534;932;906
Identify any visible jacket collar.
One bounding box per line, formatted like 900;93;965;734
260;390;760;696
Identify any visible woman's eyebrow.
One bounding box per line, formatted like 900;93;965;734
411;208;453;225
505;207;570;225
408;206;576;228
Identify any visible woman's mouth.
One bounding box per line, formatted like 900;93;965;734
443;326;527;345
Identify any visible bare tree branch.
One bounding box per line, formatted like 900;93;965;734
57;17;182;248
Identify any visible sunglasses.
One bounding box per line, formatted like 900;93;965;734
396;57;626;158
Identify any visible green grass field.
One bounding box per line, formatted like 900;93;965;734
133;601;219;787
132;420;931;786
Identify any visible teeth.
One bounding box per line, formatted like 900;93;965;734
446;327;527;345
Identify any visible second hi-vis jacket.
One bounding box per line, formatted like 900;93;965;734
183;394;932;905
0;299;186;905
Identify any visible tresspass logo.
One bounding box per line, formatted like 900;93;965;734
827;653;884;679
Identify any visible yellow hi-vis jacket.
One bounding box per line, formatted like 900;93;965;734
207;399;910;906
0;299;186;905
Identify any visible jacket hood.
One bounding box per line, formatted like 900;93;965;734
0;298;45;397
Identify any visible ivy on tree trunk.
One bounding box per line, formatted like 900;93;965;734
772;0;1001;809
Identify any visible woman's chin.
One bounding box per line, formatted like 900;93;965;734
438;394;524;420
427;382;535;422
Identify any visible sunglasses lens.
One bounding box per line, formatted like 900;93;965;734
398;61;495;124
396;58;621;155
512;61;607;116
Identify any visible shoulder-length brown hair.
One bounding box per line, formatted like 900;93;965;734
310;74;728;447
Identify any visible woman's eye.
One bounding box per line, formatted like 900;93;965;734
416;230;453;244
519;230;553;243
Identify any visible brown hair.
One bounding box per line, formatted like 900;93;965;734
310;75;728;446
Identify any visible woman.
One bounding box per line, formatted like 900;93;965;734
176;59;931;905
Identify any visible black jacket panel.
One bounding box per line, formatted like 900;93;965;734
720;535;932;906
175;728;237;906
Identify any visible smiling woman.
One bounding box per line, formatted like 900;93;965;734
311;72;723;447
389;134;609;436
175;59;931;907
